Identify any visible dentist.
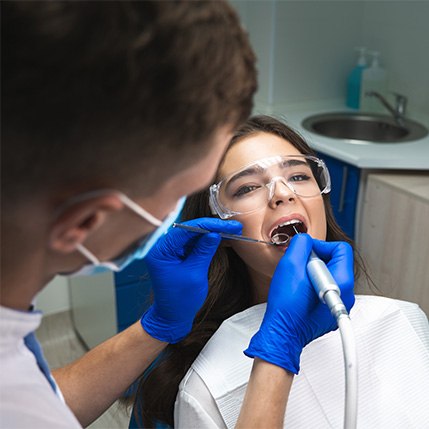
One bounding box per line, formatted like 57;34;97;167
1;2;256;427
1;3;355;429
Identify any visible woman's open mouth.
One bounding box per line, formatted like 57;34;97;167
270;219;308;245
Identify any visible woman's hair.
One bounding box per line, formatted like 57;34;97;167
131;115;372;427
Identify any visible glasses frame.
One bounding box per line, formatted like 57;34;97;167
209;155;331;219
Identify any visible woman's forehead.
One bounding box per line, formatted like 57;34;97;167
218;132;302;177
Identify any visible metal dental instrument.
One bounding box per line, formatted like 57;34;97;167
293;225;358;429
172;223;277;246
271;233;290;245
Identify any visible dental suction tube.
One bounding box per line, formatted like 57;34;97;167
307;251;358;429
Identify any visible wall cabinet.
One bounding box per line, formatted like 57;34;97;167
317;152;361;239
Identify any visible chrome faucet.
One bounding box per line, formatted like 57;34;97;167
365;91;407;127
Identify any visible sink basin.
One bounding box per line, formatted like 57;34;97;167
302;112;428;143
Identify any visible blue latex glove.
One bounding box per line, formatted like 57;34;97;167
244;233;355;374
140;217;242;343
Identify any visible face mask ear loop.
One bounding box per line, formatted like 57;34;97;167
118;194;163;227
75;243;120;271
75;243;102;265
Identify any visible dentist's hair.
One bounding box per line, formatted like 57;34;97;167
1;1;256;206
130;115;373;427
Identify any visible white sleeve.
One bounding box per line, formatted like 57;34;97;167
174;371;226;429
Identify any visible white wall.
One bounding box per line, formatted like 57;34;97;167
362;1;429;118
35;276;70;315
232;0;429;117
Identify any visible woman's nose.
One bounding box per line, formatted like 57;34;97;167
268;177;296;208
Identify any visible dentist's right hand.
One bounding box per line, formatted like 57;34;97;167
141;217;242;344
244;233;355;374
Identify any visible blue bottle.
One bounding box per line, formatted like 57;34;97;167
346;47;367;109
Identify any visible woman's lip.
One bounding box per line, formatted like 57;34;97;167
267;213;308;238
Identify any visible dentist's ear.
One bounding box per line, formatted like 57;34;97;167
49;194;124;253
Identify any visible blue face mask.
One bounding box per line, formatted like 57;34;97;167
71;194;186;276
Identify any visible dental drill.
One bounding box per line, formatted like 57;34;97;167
293;226;358;429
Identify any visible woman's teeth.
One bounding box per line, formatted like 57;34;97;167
270;220;307;245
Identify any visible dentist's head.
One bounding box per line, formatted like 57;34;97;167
1;1;257;309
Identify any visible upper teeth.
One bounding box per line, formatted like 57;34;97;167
276;219;301;228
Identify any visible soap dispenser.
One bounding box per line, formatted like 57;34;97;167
360;51;387;113
346;47;367;109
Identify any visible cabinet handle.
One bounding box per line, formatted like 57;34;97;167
338;166;348;213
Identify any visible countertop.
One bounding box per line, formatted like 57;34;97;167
367;173;429;204
255;101;429;170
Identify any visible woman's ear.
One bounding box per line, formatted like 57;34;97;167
49;194;124;253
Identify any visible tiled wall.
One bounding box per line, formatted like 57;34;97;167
362;1;429;117
232;0;429;118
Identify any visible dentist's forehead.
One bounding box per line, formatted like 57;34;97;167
219;132;302;177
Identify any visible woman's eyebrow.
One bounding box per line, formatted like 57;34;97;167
224;158;309;190
280;159;308;168
225;165;264;189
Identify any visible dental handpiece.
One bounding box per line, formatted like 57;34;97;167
307;251;349;319
292;226;357;429
307;248;358;429
289;226;348;318
172;223;277;246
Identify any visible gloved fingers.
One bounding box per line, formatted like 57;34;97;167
270;234;314;300
185;233;222;266
147;217;240;262
280;233;314;267
312;239;355;312
312;239;354;279
342;291;356;313
312;239;353;267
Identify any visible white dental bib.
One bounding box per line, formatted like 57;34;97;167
175;295;429;428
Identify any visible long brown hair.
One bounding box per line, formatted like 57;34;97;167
132;115;372;427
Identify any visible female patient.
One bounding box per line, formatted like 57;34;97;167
132;116;429;428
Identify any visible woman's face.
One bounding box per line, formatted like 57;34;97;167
217;132;327;282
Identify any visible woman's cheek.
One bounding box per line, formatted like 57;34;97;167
231;241;281;278
309;199;327;240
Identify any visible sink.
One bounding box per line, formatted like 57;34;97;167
302;112;428;143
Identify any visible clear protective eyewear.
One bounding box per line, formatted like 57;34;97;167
209;155;331;219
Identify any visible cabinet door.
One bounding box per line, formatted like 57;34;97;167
114;259;152;331
359;174;429;315
317;152;360;239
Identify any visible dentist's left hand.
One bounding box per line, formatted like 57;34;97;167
140;217;242;343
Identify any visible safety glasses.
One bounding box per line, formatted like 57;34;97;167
209;155;331;219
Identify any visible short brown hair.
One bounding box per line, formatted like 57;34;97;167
1;1;257;204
